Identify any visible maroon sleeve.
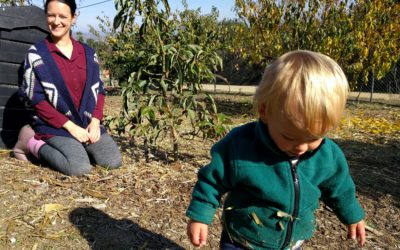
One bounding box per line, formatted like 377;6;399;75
34;100;69;128
92;94;105;121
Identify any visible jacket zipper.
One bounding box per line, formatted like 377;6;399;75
282;160;300;249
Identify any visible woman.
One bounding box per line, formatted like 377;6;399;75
13;0;122;175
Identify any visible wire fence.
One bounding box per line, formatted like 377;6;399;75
102;61;400;106
350;61;400;105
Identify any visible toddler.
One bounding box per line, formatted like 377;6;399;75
186;50;365;249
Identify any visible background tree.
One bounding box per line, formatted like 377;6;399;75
0;0;29;6
232;0;400;90
232;1;354;69
349;0;400;89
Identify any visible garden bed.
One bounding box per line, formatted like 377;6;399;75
0;94;399;249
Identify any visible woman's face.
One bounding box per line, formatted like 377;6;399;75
46;1;76;41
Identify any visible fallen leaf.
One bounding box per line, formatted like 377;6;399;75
92;203;107;210
43;203;65;213
277;210;292;219
250;212;263;226
84;189;109;199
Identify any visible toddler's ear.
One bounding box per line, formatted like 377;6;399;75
258;103;266;116
258;104;268;122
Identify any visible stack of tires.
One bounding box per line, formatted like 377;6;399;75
0;6;48;148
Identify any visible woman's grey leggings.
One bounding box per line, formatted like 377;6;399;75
39;133;122;176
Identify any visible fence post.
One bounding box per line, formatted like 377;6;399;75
369;71;375;102
395;67;399;93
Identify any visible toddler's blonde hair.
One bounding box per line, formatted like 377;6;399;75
254;50;349;136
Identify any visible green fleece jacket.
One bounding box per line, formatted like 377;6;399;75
186;121;364;249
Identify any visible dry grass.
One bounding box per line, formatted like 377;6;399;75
0;94;399;249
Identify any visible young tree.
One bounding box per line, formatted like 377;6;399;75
109;0;229;161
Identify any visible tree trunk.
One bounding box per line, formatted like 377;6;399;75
144;138;150;163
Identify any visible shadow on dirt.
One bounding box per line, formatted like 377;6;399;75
211;94;255;117
334;139;400;207
69;207;185;250
113;135;207;168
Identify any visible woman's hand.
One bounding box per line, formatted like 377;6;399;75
86;118;101;144
63;120;89;143
187;220;208;248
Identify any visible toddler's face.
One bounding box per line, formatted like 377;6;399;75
264;112;323;158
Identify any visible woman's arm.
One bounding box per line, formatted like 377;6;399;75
35;100;89;143
34;100;69;128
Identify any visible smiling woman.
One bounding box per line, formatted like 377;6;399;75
13;0;122;176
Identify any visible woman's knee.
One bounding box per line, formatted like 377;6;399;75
98;152;122;169
39;143;93;176
86;134;122;169
62;161;93;176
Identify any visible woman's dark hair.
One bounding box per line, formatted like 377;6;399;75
44;0;77;16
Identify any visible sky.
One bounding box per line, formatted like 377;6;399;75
31;0;237;34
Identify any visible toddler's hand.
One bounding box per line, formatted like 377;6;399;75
347;219;366;246
187;220;208;247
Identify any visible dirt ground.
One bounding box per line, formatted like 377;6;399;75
0;93;399;250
